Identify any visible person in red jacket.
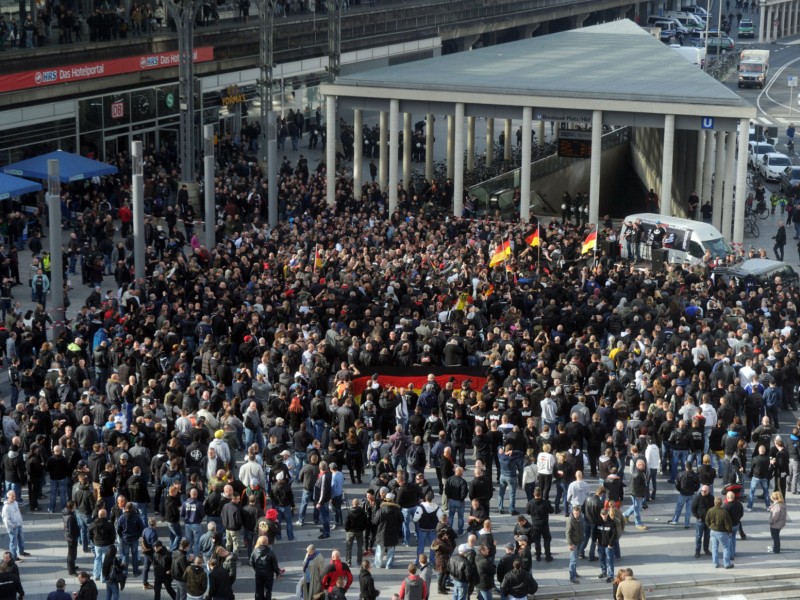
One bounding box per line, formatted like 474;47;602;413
320;550;353;592
118;203;133;238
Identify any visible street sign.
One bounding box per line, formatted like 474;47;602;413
701;117;715;129
789;76;799;87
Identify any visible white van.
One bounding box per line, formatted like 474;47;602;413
665;11;706;30
619;213;732;264
671;44;705;68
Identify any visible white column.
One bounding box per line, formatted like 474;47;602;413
724;131;737;241
783;2;788;37
771;6;778;41
661;114;675;217
466;116;475;172
132;140;145;282
504;119;512;161
403;112;412;190
379;111;388;190
353;109;363;198
425;114;434;181
447;115;455;179
485;118;494;169
388;99;399;215
694;132;706;204
702;131;716;211
326;98;336;206
712;132;725;232
589;109;603;226
795;0;800;35
453;103;465;217
537;120;545;144
760;2;767;42
734;121;749;244
521;106;533;223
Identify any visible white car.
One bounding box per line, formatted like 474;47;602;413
748;141;776;168
758;152;793;182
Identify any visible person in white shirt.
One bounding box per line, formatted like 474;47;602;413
644;438;661;501
536;444;556;501
566;470;590;511
1;491;27;561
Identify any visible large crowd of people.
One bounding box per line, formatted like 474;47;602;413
0;122;796;600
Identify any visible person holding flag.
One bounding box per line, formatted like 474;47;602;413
488;240;512;268
581;226;598;256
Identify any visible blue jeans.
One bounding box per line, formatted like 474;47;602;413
94;544;110;581
622;495;643;526
568;543;579;579
5;482;21;504
447;499;465;535
331;496;343;526
729;524;740;559
452;579;468;600
391;453;407;472
401;507;416;545
598;545;614;577
167;522;183;552
133;502;148;525
498;476;517;513
313;419;326;442
185;523;203;558
120;539;140;575
294;452;307;479
299;490;318;525
5;525;23;560
711;530;731;567
276;505;294;540
76;512;93;550
695;520;710;554
477;590;491;600
417;529;437;566
672;493;694;527
106;581;120;600
579;520;595;558
648;468;658;499
374;544;395;569
49;478;68;512
747;477;771;509
319;502;331;536
244;428;263;451
671;449;688;482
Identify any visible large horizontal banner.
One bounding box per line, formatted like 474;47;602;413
352;366;487;403
0;46;215;94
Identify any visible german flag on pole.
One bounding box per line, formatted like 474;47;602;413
314;246;324;271
525;226;540;248
581;228;597;254
489;240;512;267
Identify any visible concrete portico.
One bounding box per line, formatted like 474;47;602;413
760;0;800;42
322;20;755;242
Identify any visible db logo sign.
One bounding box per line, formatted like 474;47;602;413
111;100;124;119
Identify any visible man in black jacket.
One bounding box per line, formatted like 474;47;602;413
207;556;234;600
344;499;368;567
621;459;649;530
359;560;379;600
669;462;700;528
88;509;115;582
499;558;537;600
46;445;72;514
580;486;605;560
163;485;183;553
171;539;191;600
468;464;493;516
447;543;477;599
152;541;176;600
746;444;772;511
593;509;618;583
249;536;283;600
526;488;554;562
220;489;243;556
444;467;469;537
691;485;713;558
62;500;80;575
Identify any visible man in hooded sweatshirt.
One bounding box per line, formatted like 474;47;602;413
399;563;427;600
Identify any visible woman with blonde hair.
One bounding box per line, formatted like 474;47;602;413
768;491;787;553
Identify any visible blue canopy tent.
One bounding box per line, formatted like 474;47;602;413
1;149;118;182
1;150;118;338
0;173;42;201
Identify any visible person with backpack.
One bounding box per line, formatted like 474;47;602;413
249;535;283;600
399;563;428;600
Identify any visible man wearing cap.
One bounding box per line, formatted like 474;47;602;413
372;492;403;569
447;543;477;600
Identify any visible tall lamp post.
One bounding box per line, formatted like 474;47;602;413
325;0;342;205
131;141;145;283
259;0;278;229
169;0;203;202
46;160;65;340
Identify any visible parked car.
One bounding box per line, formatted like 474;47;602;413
705;36;736;54
713;259;799;292
748;141;776;168
738;19;755;38
758;153;792;182
681;5;710;18
779;165;800;193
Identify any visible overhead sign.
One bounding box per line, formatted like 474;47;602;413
535;111;591;123
0;47;215;94
558;129;592;158
701;117;715;129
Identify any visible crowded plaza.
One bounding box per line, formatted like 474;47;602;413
0;111;796;600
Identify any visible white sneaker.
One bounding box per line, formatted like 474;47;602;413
295;520;303;526
767;546;773;553
331;524;338;531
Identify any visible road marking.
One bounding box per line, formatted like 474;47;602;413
757;117;774;126
781;39;800;45
757;55;800;116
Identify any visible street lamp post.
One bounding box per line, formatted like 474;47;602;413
325;0;342;206
259;0;278;228
131;141;145;283
169;0;203;202
46;160;65;340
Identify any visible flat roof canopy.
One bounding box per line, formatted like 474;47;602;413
323;20;755;127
